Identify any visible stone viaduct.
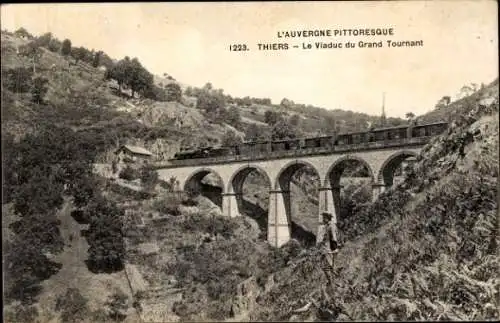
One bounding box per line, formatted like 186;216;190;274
155;124;446;248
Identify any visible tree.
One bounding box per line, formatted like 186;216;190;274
185;86;194;96
165;83;182;102
128;58;153;97
71;46;87;64
106;57;154;98
85;198;125;273
264;110;280;125
143;84;167;101
13;168;64;216
203;82;213;91
4;233;63;303
31;76;49;104
35;32;53;48
99;52;114;70
83;49;95;64
221;130;243;147
405;112;415;121
14;27;33;39
92;51;101;68
19;42;43;73
2;134;18;204
69;174;99;209
47;38;61;53
435;96;451;110
242;96;252;106
280;98;294;108
271;119;299;140
289;114;300;126
323;115;339;133
3;67;33;93
61;39;72;56
225;106;241;128
106;57;127;90
119;165;139;181
140;164;159;191
3;124;102;305
197;90;226;113
245;123;264;141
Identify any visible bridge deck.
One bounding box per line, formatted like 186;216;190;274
155;136;433;169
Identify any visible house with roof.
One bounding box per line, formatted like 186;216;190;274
113;145;154;176
114;144;154;165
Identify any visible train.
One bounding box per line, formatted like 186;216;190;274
172;121;448;161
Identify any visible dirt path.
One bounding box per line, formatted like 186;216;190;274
36;200;139;322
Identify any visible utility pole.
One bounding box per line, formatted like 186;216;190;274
381;92;387;126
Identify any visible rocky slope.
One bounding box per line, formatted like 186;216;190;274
247;80;499;321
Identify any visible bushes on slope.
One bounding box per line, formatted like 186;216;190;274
85;196;125;273
250;92;499;321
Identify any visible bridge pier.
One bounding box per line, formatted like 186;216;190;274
372;182;387;202
268;189;291;248
222;192;241;217
317;185;341;244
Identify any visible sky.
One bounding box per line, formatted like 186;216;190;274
1;1;498;118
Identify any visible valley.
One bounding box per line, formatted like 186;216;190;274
2;21;498;323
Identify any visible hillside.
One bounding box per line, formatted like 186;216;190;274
247;80;499;321
103;80;498;322
2;27;498;323
1;29;407;163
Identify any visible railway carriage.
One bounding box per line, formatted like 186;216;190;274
240;140;270;155
411;122;447;137
170;122;449;162
271;138;301;152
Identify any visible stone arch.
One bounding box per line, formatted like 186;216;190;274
275;159;321;190
184;167;225;192
227;164;273;236
271;159;321;247
325;154;375;187
321;155;375;247
184;168;225;208
377;150;418;186
228;164;272;193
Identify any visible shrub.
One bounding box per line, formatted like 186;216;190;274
118;165;139;181
55;288;89;323
4;304;39;323
108;181;155;200
31;76;49;104
71;210;90;224
106;290;128;321
140;164;158;190
3;67;33;93
154;195;181;216
85;197;125;273
132;291;145;313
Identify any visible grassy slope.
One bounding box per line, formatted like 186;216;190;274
5;30;497;322
2;30;409;157
37;201;140;323
0;32;240;163
121;193;287;322
2;199;141;323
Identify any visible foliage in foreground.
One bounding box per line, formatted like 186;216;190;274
3;123;127;308
250;88;499;321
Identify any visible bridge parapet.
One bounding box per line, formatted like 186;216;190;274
155;135;433;169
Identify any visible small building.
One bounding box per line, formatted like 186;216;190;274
114;145;154;165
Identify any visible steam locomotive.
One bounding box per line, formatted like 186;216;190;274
172;122;448;162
